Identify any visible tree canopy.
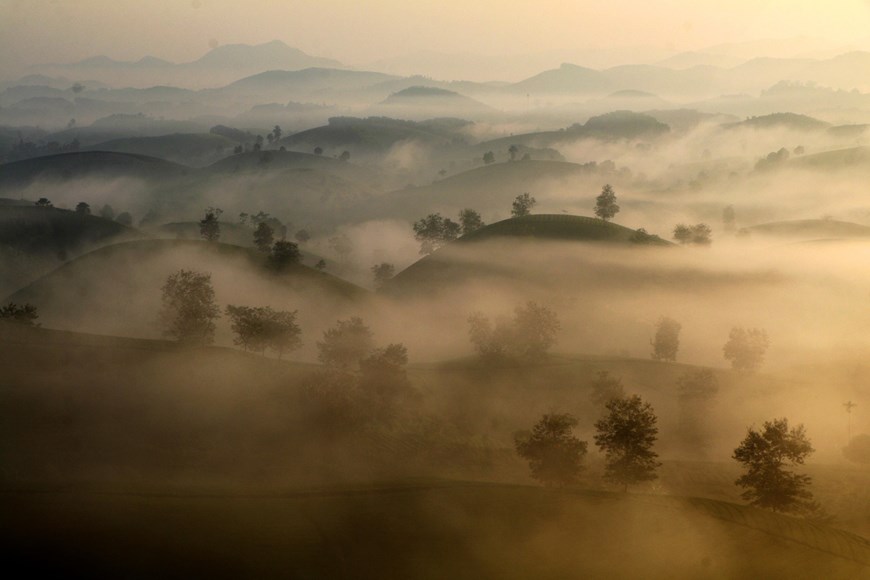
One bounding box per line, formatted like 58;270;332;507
515;414;588;486
594;184;620;221
733;418;817;515
511;193;537;218
159;269;220;345
412;213;461;255
317;317;375;370
723;327;769;372
651;316;681;362
594;395;661;491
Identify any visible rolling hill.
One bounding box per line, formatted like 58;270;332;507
4;239;369;339
370;86;497;120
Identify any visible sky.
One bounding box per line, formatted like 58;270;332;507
2;0;870;76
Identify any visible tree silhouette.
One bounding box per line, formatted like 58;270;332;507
733;418;818;515
412;213;460;254
511;193;537;217
594;395;661;491
594;184;620;221
75;202;91;215
458;208;485;236
651;316;681;361
253;222;274;253
482;151;495;164
269;240;301;271
0;303;39;326
673;223;712;245
159;270;220;345
199;207;222;242
371;263;395;289
723;327;769;372
515;414;588;486
317;317;375;370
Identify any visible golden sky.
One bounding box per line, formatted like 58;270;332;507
2;0;869;74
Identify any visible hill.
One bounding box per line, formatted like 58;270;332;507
0;150;190;189
371;86;497;120
85;133;238;167
725;112;831;132
387;215;670;293
0;204;140;296
4;239;368;339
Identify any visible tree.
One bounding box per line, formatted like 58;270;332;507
458;208;485;236
99;204;115;220
650;316;681;362
590;371;625;407
508;144;519;162
253;221;274;253
116;212;133;226
594;395;661;491
75;202;91;215
594;184;620;221
264;308;302;359
412;213;461;254
328;233;353;263
511;193;536;217
676;369;719;456
200;207;222;242
468;301;559;361
315;259;327;271
371;262;395;289
294;229;311;244
35;198;52;208
515;414;588;486
358;343;413;422
272;125;282;142
269;240;301;271
482;151;495;164
314;146;323;155
317;317;375;369
159;269;220;345
339;150;351;162
225;305;270;352
512;301;560;359
0;302;39;326
723;327;769;372
673;223;712;245
733;418;817;514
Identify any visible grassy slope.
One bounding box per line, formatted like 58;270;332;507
1;482;867;579
85;133;238;166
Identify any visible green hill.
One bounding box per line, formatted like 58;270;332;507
4;239;368;337
725;112;831;132
387;215;669;292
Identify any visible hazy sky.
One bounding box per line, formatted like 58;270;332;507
2;0;870;75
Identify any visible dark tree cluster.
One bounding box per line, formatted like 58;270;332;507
650;316;682;361
159;270;221;345
0;302;39;326
673;223;712;245
225;305;302;358
412;213;461;255
468;301;560;362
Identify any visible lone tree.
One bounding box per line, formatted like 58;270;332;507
651;316;681;362
594;184;620;221
412;213;461;254
673;223;712;245
589;371;625;407
515;414;588;486
269;240;301;271
294;229;311;244
733;418;818;515
594;395;661;491
159;269;220;345
677;369;719;456
75;202;91;215
200;207;222;242
317;316;375;370
0;302;39;326
371;262;395;290
511;192;537;217
253;221;274;253
723;327;769;372
482;151;495;164
458;208;485;236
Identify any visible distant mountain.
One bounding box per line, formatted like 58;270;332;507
216;67;398;102
28;41;345;89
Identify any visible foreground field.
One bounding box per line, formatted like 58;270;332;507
2;482;868;579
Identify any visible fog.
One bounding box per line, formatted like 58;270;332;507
2;7;870;577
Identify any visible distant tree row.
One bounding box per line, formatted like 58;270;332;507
650;316;770;372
